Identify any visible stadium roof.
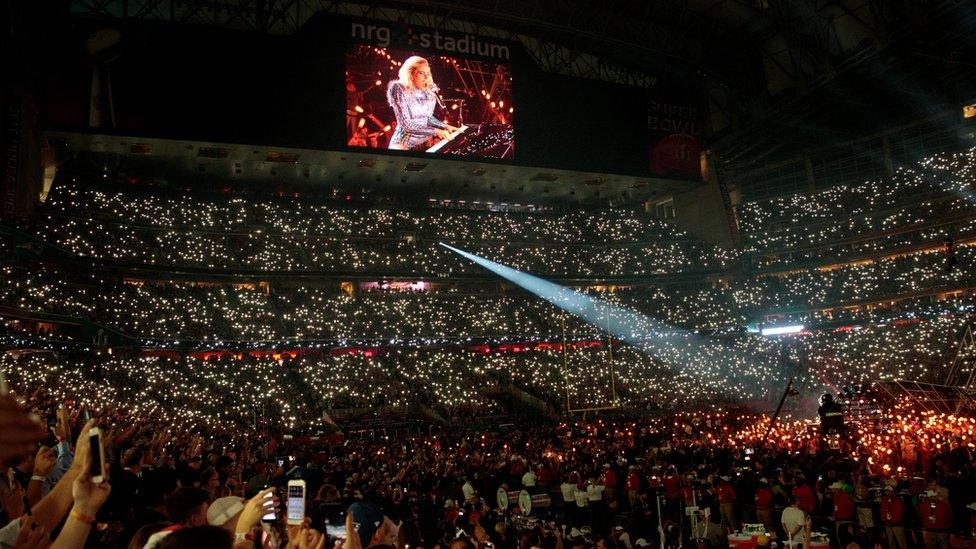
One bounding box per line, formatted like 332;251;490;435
59;0;976;165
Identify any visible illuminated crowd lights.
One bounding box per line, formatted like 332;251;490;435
734;246;976;312
439;242;780;395
2;347;973;479
2;278;974;415
3;147;976;424
4;137;976;548
36;181;737;277
2;260;976;410
740;147;976;266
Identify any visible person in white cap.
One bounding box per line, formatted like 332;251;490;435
917;487;952;549
207;495;246;533
612;524;633;549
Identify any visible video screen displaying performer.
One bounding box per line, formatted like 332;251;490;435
346;45;515;159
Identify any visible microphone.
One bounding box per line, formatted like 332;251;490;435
430;84;446;109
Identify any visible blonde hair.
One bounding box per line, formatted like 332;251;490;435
398;55;434;90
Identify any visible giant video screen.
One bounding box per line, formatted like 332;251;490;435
345;44;514;159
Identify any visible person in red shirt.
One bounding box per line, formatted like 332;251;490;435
663;471;682;501
661;467;682;521
830;483;855;541
714;476;737;531
879;486;907;549
918;492;952;549
602;463;618;498
626;466;640;507
444;499;459;525
792;478;816;514
682;475;696;508
603;463;617;491
754;478;774;532
536;462;555;495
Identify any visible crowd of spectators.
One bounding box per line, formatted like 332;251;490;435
0;296;968;431
0;264;741;341
3;142;976;549
739;148;976;269
27;182;736;277
733;247;976;313
3;253;974;346
1;381;974;549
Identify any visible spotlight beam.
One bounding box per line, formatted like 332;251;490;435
440;242;655;344
438;242;778;401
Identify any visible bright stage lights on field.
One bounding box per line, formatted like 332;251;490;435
760;325;805;336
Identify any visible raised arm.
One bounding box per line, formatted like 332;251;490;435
31;419;95;532
50;449;112;549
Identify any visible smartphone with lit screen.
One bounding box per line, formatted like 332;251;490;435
287;480;306;525
89;427;107;483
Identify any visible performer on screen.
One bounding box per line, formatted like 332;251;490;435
387;55;460;150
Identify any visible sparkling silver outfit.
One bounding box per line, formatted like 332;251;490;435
387;81;448;150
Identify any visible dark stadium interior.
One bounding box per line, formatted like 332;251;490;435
2;1;976;549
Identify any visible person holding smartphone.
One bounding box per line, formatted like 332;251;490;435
48;447;113;548
0;419;106;548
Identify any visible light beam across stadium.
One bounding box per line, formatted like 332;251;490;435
437;242;777;402
438;241;679;346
